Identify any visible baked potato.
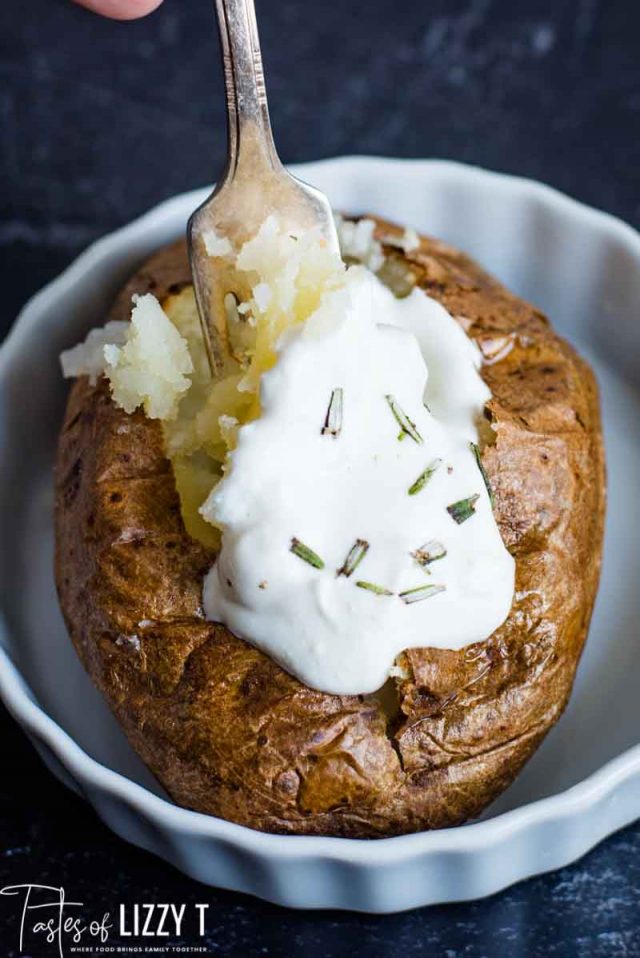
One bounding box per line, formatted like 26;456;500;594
54;218;605;837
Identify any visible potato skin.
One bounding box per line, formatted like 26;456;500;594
54;222;605;837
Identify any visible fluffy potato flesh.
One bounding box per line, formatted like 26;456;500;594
159;219;347;547
77;218;417;551
105;293;193;420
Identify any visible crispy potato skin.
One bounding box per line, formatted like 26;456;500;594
54;222;605;836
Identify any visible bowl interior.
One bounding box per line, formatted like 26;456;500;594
1;159;639;826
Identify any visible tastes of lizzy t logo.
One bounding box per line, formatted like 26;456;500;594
0;884;111;956
1;884;211;955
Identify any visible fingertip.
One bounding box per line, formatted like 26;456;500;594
72;0;164;20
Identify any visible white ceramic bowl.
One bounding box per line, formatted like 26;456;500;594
1;158;639;914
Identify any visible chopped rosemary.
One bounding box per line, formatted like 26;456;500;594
290;537;325;569
355;580;394;596
377;256;417;299
412;539;447;567
470;442;495;508
385;395;423;444
408;458;442;496
447;494;480;524
337;539;370;577
399;583;446;604
322;387;343;437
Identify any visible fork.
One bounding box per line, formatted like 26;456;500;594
188;0;339;375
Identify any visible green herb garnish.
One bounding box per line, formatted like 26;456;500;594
385;395;423;444
377;256;417;299
355;580;394;596
290;537;325;569
447;494;480;524
399;583;446;604
412;540;447;567
322;387;343;437
337;539;370;577
470;442;495;508
408;458;442;496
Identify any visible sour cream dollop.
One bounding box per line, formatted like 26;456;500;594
202;265;515;695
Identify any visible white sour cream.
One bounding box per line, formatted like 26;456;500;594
202;266;515;695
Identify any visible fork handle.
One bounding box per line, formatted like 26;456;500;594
215;0;280;176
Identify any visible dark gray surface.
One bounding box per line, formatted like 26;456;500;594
1;0;640;954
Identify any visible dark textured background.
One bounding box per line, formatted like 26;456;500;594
2;0;640;954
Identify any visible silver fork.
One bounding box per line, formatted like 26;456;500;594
188;0;339;375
